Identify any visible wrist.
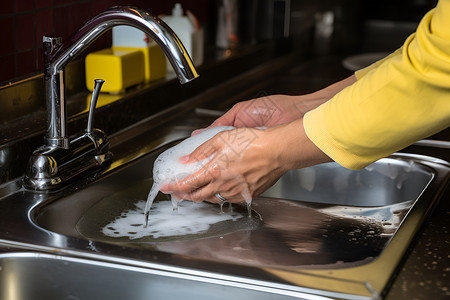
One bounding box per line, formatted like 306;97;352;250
267;119;332;172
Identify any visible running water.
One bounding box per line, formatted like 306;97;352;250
144;126;255;226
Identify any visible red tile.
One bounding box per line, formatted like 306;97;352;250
92;0;117;14
54;3;93;40
0;17;15;56
37;46;44;71
17;13;36;51
17;50;37;77
0;1;15;15
16;0;35;13
53;0;77;5
36;0;53;9
0;54;16;84
36;9;53;43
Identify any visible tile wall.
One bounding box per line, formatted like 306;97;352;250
0;0;211;85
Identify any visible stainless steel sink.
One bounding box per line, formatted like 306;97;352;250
33;153;435;269
12;135;446;300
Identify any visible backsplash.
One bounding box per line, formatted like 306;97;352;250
0;0;211;85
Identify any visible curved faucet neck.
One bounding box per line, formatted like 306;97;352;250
43;6;199;148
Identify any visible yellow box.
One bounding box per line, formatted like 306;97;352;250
85;48;145;93
113;43;166;82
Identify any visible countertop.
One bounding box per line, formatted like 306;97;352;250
386;142;450;300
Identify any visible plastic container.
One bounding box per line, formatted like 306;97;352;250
112;26;167;82
161;3;203;68
162;3;194;56
85;48;145;94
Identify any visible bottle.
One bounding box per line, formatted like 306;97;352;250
161;3;197;70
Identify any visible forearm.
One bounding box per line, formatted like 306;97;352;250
294;75;357;114
268;119;332;172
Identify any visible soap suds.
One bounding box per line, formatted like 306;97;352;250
103;200;243;240
144;126;243;224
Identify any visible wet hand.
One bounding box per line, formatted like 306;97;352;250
161;119;331;204
161;126;287;204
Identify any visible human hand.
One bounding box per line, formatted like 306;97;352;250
162;119;331;204
193;75;357;135
208;94;305;129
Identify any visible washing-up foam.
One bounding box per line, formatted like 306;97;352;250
144;126;244;225
103;200;243;240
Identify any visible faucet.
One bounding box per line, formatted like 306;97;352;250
24;6;199;191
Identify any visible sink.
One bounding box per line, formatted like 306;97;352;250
34;154;433;269
20;136;449;299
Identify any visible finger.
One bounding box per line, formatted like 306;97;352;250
182;135;222;164
206;181;252;204
207;104;241;127
161;160;222;194
191;128;206;136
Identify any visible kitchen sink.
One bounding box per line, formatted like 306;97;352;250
33;152;436;270
9;133;445;300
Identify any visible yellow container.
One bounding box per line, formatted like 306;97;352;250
113;43;166;82
85;48;145;93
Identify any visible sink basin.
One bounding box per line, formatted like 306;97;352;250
262;158;432;207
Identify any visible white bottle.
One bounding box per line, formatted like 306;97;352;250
161;3;195;71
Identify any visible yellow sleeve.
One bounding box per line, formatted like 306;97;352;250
354;48;403;80
304;0;450;170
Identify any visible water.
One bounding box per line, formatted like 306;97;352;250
103;200;244;240
76;179;261;243
143;126;239;226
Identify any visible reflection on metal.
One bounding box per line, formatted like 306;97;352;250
0;252;319;300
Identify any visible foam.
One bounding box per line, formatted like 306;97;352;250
103;200;243;240
144;126;236;223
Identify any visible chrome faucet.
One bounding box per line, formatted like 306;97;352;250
24;6;199;191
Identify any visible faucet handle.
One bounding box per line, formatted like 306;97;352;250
87;79;105;134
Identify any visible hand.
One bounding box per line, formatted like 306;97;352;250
162;119;332;204
193;75;356;134
208;94;306;129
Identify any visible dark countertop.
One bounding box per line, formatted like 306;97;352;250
386;142;450;300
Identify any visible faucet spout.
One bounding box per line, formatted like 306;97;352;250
44;6;199;148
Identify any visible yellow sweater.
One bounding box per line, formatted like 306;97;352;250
304;0;450;169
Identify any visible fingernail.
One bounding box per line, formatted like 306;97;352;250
160;184;169;193
191;129;204;136
179;155;189;163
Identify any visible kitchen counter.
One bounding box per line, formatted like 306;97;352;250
386;141;450;300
